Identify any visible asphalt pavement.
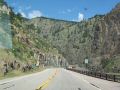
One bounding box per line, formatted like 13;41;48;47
0;68;120;90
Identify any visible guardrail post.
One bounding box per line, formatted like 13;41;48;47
91;72;92;76
95;72;96;77
88;71;90;75
99;73;101;78
113;75;116;82
106;74;107;80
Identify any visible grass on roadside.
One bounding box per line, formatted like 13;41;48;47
0;67;45;80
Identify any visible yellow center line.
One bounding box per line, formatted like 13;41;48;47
36;69;59;90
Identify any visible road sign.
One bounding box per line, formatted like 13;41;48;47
85;59;88;64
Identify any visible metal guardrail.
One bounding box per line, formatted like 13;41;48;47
67;68;120;83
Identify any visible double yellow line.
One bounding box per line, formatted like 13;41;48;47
36;69;59;90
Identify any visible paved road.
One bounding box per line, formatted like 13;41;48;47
0;68;120;90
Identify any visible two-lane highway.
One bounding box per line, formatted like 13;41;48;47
0;68;120;90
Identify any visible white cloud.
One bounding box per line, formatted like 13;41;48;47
18;9;27;17
28;10;42;19
72;13;84;22
78;13;84;21
18;9;42;19
21;12;26;17
72;19;76;22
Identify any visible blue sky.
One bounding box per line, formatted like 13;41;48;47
5;0;120;21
